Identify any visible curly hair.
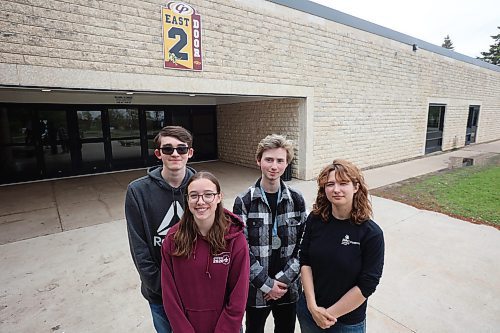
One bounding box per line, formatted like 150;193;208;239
312;159;372;225
172;171;230;257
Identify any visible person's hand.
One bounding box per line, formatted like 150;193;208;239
308;304;336;329
263;280;288;301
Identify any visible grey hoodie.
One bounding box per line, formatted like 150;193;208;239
125;165;196;304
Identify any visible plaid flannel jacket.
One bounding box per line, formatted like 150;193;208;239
233;178;307;307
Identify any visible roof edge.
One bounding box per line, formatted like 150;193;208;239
268;0;500;73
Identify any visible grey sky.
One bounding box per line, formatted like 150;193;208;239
310;0;499;58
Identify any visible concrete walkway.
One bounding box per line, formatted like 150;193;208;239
1;140;499;332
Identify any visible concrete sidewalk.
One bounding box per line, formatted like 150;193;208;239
1;140;499;332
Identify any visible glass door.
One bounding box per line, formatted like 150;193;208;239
37;109;72;178
190;106;217;161
0;106;39;184
466;106;479;145
425;104;446;154
76;110;108;174
145;109;166;165
108;108;143;169
166;105;217;162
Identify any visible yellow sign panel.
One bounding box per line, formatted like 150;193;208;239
162;2;202;71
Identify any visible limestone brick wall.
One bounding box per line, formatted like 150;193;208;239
1;0;499;178
217;98;300;176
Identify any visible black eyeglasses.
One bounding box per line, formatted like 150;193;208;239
159;145;189;155
187;192;219;203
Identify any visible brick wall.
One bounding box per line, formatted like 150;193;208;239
1;0;499;178
217;98;300;177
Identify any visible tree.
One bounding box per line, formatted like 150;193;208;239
441;35;454;50
478;27;500;65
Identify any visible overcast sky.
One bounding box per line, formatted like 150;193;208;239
310;0;499;58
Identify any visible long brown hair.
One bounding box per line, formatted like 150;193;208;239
312;159;372;224
172;171;230;257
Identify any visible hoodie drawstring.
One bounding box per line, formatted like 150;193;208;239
192;236;211;278
205;254;212;279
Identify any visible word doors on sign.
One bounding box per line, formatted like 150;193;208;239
162;2;202;71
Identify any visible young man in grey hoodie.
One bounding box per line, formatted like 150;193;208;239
125;126;196;333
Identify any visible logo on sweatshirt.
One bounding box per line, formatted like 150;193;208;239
154;201;184;246
213;253;230;265
341;234;360;246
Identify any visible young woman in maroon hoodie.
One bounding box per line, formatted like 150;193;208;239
161;171;250;333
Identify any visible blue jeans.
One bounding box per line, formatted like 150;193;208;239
297;294;366;333
149;303;172;333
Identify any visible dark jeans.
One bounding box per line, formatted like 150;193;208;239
297;294;366;333
149;303;172;333
245;302;296;333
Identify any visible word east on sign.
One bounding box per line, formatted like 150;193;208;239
162;1;202;70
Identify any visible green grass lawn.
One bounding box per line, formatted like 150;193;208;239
372;156;500;226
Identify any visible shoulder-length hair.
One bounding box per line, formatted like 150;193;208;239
173;171;230;257
312;159;372;225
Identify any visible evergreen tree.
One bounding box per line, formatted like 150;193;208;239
441;35;454;50
478;27;500;65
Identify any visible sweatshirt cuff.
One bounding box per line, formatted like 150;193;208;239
274;271;290;285
259;277;274;294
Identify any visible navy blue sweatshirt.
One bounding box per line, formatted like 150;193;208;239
300;213;384;324
125;165;196;304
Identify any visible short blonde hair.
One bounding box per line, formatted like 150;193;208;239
255;134;294;163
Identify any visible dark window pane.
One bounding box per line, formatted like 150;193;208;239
192;113;214;134
0;145;38;183
1;108;33;145
148;138;157;156
81;142;105;164
109;108;140;138
0;107;39;183
425;104;445;154
427;106;441;130
472;107;480;126
77;111;102;139
111;139;142;160
145;110;165;136
194;134;216;158
467;107;474;128
172;111;190;130
38;110;71;176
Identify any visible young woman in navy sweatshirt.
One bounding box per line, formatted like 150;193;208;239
161;171;250;333
298;160;385;333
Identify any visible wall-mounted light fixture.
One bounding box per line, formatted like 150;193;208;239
188;94;196;97
412;44;418;52
41;89;52;92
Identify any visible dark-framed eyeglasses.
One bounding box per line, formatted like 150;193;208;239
159;145;189;155
187;192;219;203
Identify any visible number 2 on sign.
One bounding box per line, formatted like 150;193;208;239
168;27;188;62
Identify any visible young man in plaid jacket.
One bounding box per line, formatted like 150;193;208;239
233;134;307;333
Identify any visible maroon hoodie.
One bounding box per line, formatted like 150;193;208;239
161;209;250;333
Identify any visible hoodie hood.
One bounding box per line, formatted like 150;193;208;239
224;208;245;241
147;164;196;192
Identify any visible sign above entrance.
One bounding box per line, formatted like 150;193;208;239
114;96;133;104
162;2;202;71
